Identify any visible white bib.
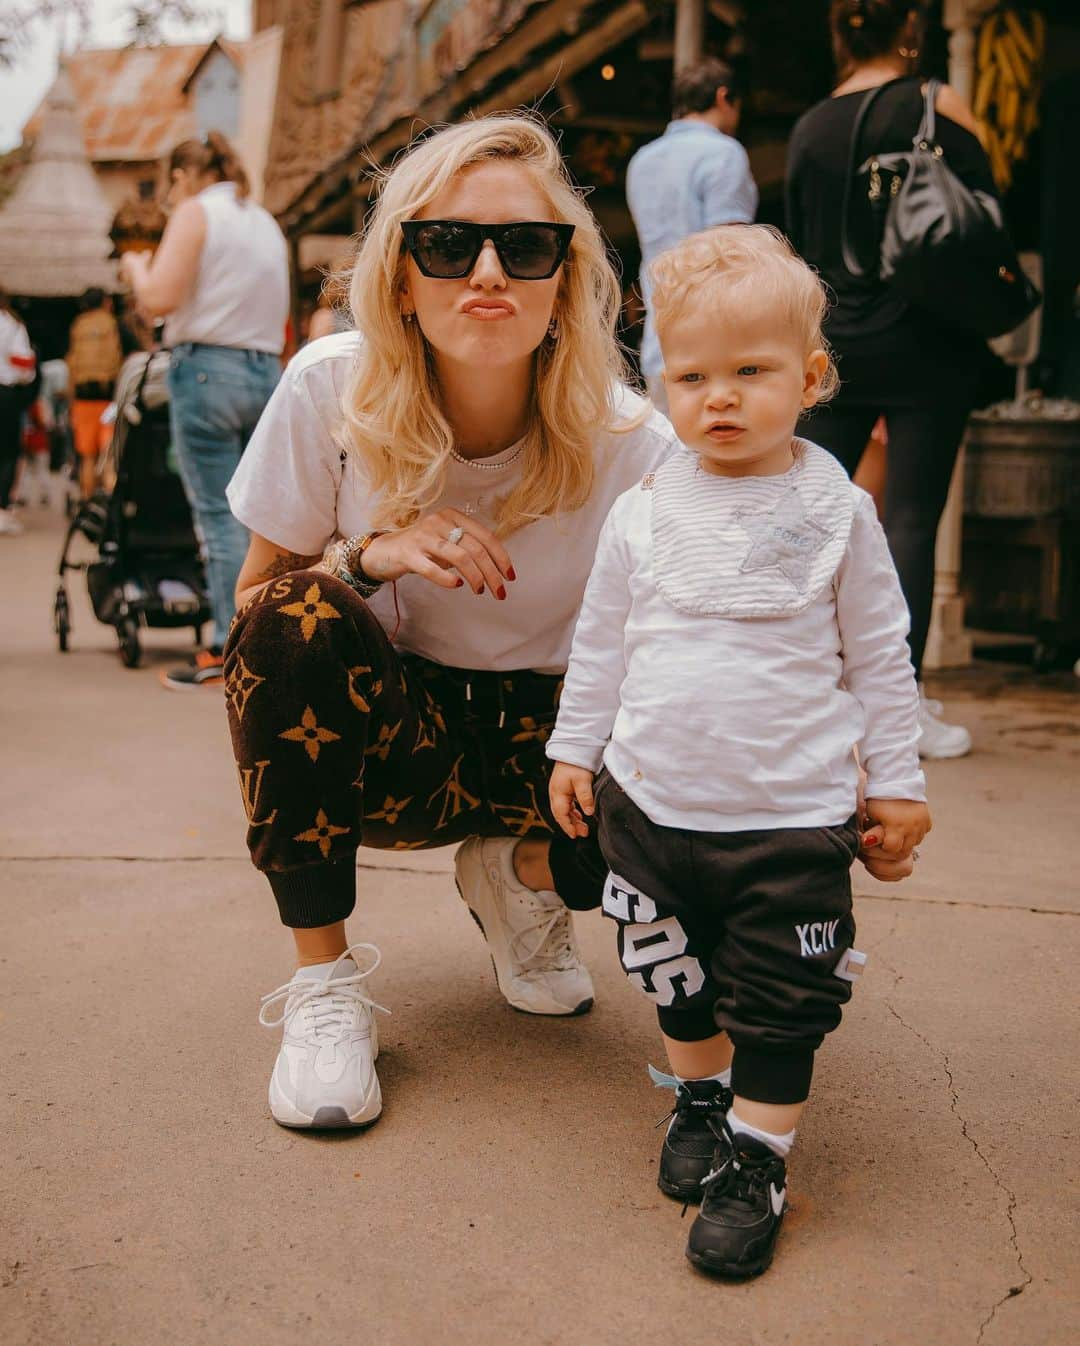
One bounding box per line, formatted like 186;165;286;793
649;439;855;619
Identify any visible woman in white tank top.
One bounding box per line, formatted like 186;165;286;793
120;131;289;688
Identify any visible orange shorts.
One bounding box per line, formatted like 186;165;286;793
71;399;111;458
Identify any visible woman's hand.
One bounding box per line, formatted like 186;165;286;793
549;762;595;839
119;252;147;286
120;200;205;317
362;509;515;600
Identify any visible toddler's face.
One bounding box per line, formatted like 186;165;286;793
661;303;828;477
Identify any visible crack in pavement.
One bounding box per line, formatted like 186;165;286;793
883;1000;1033;1341
871;916;1034;1342
857;891;1076;918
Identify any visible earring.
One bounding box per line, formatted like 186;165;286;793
546;316;558;340
402;310;415;324
899;45;919;59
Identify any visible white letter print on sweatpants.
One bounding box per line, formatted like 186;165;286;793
602;871;706;1006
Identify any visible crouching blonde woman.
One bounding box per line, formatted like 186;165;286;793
224;115;677;1128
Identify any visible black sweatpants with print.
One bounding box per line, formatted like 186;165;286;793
595;770;863;1105
223;569;605;927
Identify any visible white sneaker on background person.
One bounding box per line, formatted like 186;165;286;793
455;836;595;1016
0;508;23;536
258;943;388;1129
917;688;973;759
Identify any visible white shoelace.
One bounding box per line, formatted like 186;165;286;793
258;941;391;1043
505;892;578;972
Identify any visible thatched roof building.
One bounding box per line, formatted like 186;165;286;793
0;65;117;298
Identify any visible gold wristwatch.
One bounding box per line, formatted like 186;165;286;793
337;530;387;597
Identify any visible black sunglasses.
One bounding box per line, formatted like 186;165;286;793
400;219;575;280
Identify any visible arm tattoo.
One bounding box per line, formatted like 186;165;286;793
254;551;319;583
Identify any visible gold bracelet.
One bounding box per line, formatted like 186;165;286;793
339;530;387;596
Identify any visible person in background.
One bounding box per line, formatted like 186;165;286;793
0;290;37;536
66;288;123;500
306;289;353;343
18;392;52;507
40;357;73;499
627;58;758;412
120;130;289;690
786;0;994;758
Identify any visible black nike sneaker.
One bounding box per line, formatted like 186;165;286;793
657;1078;734;1202
686;1132;788;1279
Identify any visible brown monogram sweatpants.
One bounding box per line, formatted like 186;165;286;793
223;570;604;927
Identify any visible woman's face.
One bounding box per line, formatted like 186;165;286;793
401;161;564;373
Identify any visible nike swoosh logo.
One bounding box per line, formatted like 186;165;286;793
770;1183;786;1217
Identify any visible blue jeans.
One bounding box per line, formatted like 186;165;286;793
168;343;280;649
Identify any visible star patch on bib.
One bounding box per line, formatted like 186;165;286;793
736;486;834;592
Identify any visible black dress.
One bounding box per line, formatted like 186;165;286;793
785;76;997;675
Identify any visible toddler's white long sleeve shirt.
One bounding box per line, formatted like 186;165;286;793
546;465;925;831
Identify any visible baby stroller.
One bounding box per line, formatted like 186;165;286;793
53;350;211;667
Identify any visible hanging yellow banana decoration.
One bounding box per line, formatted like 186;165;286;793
973;6;1046;192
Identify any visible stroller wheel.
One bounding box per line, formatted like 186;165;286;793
54;587;71;652
117;616;141;668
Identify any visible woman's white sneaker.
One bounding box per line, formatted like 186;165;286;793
917;689;973;759
455;836;594;1016
258;943;389;1129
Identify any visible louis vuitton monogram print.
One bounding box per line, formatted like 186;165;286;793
294;808;351;858
278;581;341;642
279;707;341;762
222;569;574;881
236;759;278;828
225;652;265;724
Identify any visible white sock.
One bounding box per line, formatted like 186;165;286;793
677;1067;732;1088
727;1108;795;1158
294;956;357;980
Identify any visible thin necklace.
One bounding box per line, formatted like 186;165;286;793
449;441;525;472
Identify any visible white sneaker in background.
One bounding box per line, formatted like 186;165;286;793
455;836;595;1016
0;508;23;536
917;688;973;759
258;943;388;1129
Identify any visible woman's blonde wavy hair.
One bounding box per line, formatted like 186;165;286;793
340;113;635;537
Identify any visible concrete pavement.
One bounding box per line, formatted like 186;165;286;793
2;503;1078;1346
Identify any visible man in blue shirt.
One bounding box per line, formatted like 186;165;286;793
627;59;758;410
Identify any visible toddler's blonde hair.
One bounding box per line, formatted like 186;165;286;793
650;224;839;402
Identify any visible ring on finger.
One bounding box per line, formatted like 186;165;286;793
446;525;465;546
911;848;920;862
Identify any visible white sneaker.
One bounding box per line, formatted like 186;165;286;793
258;943;389;1129
0;509;23;536
918;689;973;759
455;836;594;1016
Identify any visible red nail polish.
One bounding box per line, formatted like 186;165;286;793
477;584;484;594
455;577;464;587
497;587;507;601
507;566;517;582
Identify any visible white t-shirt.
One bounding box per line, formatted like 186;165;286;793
226;331;679;672
546;466;926;831
0;310;35;387
165;182;289;354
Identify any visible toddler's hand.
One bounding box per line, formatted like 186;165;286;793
860;797;932;878
549;762;595;839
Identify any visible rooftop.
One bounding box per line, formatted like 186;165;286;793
21;40;245;164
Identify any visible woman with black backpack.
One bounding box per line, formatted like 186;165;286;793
786;0;1000;759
